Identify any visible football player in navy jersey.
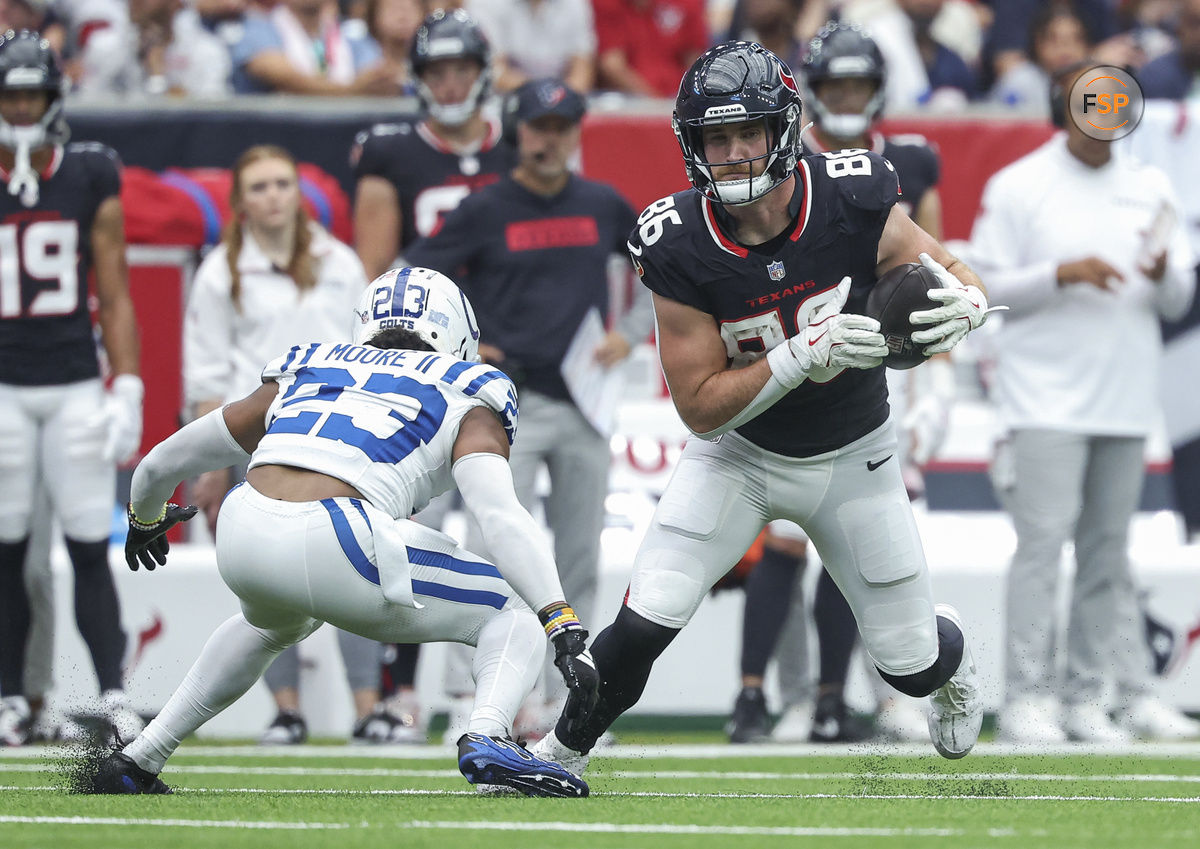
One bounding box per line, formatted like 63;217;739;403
352;7;515;280
83;268;597;797
730;21;957;746
532;41;993;772
0;30;144;746
350;7;515;732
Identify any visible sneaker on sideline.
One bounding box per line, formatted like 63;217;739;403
770;698;814;743
0;696;31;747
353;705;423;744
875;697;929;742
927;604;983;759
1064;703;1132;743
260;710;308;745
997;695;1067;744
1116;696;1200;740
726;686;771;743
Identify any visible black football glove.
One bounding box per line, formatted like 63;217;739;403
539;603;599;723
552;629;599;722
125;503;198;571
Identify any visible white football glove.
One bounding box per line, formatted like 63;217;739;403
98;374;144;464
771;277;888;388
909;253;999;355
902;356;956;466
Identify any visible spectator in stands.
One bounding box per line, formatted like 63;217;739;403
592;0;708;97
183;145;403;744
989;1;1092;112
971;65;1199;744
843;0;980;108
406;78;648;741
75;0;232;98
468;0;597;93
720;0;807;69
1138;0;1200;99
0;31;143;747
230;0;400;95
350;7;513;737
347;0;424;93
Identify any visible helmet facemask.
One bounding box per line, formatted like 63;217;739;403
673;42;804;207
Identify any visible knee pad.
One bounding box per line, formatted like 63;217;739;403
626;547;709;627
877;612;964;697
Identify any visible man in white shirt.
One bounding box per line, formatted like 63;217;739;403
970;65;1198;744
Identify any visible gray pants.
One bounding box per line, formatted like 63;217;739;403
263;628;381;695
455;389;609;700
996;429;1152;707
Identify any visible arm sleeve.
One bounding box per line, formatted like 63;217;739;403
183;253;238;407
130;409;251;521
452;452;566;614
968;175;1058;316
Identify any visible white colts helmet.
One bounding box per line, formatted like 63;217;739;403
353;267;481;362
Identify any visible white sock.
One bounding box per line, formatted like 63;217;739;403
466;607;544;739
124;614;298;773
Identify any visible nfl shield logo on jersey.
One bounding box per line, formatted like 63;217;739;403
767;260;786;281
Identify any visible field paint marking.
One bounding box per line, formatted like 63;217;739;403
6;742;1200;760
0;815;347;830
4;785;1198;803
406;820;961;837
6;762;1200;785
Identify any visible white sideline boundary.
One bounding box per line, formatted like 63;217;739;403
5;741;1200;760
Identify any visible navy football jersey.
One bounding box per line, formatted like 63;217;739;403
405;174;637;402
805;130;940;219
630;150;900;457
0;143;122;386
351;118;515;250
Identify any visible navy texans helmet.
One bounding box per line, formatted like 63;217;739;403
410;9;492;127
673;41;804;206
0;29;69;147
800;22;887;140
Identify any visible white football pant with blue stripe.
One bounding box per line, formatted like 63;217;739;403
124;483;544;772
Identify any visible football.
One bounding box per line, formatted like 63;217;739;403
865;262;941;370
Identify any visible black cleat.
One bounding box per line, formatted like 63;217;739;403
809;692;874;743
726;686;771;743
457;732;588;797
85;751;173;794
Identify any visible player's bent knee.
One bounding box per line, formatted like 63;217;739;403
626;548;708;627
876;611;964;697
859;597;937;673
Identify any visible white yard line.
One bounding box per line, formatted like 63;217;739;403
5;741;1200;760
406;820;963;836
5;762;1200;784
3;784;1198;803
0;815;347;829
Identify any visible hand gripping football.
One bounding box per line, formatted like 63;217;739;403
866;262;941;369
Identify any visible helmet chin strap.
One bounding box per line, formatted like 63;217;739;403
0;124;46;208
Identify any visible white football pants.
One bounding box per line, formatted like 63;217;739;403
627;420;939;677
124;484;545;772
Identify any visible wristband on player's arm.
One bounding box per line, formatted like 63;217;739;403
538;601;586;640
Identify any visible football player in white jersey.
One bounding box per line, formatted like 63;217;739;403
81;267;598;798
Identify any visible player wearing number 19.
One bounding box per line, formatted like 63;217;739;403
533;41;994;770
0;30;144;746
84;267;597;797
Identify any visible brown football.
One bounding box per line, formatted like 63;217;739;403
865;262;941;370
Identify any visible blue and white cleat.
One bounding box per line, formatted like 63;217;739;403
457;733;588;797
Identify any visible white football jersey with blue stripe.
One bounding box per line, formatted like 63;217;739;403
250;341;518;519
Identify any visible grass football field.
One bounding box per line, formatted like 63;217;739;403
3;734;1199;849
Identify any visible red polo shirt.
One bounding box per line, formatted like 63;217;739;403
593;0;708;97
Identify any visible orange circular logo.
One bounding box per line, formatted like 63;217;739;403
1067;65;1144;140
